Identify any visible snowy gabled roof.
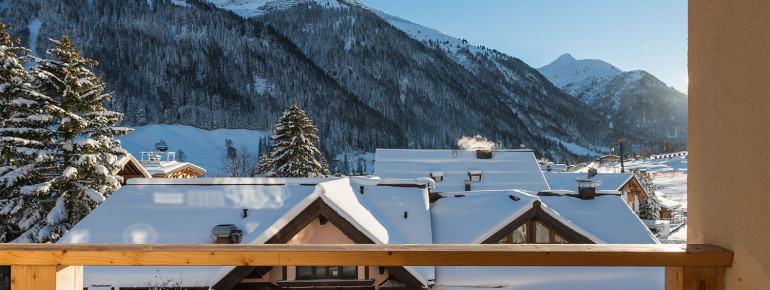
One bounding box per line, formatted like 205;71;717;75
543;172;634;192
373;149;550;192
141;160;206;176
431;190;602;244
59;177;434;288
537;195;658;244
430;190;660;289
430;189;656;245
114;153;152;178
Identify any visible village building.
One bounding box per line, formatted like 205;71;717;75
138;151;206;178
113;153;152;184
598;154;621;164
59;149;659;289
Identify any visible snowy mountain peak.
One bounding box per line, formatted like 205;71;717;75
554;53;576;63
537;53;622;98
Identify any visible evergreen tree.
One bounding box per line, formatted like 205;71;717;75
319;153;330;177
0;22;57;242
20;34;131;242
636;171;661;220
267;102;323;177
340;154;350;175
255;152;273;176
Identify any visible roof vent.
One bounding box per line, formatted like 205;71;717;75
475;149;492;159
429;171;444;182
242;209;249;218
452;149;458;156
468;170;482;182
211;224;242;244
464;180;471;191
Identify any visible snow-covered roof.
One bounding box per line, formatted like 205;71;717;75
141;160;206;176
430;189;656;245
430;190;660;289
59;176;434;288
537;195;658;244
658;195;682;210
544;172;634;192
539;164;568;171
373;149;550;192
430;190;540;244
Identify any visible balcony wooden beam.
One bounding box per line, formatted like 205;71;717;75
0;244;732;267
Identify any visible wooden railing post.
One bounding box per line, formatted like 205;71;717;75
665;266;726;290
10;265;82;290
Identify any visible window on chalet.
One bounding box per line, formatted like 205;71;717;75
296;266;357;280
496;220;572;244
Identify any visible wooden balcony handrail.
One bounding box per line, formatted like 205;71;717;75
0;243;733;290
0;243;731;267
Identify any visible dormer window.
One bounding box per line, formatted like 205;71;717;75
468;170;482;182
496;220;572;244
429;171;444;182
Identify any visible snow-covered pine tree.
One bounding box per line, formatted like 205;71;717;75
0;22;58;242
319;153;330;177
255;152;273;176
267;102;323;177
636;171;661;220
21;34;131;242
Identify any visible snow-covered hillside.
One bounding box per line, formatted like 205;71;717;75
205;0;341;17
119;125;269;176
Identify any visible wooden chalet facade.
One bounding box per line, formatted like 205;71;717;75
598;155;621;164
619;175;649;215
113;154;152;184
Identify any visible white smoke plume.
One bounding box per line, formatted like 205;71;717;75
457;135;497;151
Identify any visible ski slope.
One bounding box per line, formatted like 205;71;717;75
118;125;269;176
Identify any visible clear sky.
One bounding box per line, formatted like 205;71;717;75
362;0;688;93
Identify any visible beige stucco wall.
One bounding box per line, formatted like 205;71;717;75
689;0;770;289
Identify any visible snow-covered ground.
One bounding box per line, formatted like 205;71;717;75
118;125;269;176
667;223;687;242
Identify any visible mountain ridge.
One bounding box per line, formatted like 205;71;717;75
538;53;688;144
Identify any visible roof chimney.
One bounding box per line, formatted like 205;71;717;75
578;186;596;200
475;148;492;159
211;224;242;244
576;179;599;200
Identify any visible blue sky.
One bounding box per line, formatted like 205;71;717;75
362;0;688;93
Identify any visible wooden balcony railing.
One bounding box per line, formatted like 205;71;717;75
0;243;732;290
